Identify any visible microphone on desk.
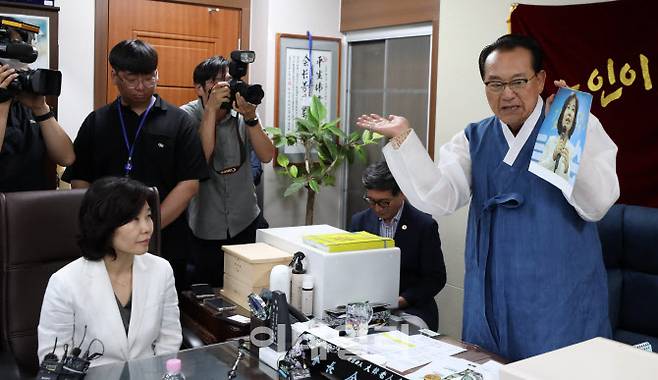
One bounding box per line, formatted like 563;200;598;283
227;339;247;380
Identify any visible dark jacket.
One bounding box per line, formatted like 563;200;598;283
349;202;447;330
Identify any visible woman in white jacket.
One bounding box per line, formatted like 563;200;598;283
37;176;182;367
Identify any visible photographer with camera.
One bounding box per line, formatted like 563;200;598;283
0;18;74;192
181;53;273;287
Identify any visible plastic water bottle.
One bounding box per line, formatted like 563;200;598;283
162;358;186;380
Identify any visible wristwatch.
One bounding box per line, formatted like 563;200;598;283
244;117;259;127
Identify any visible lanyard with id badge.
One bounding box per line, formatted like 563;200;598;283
116;96;156;177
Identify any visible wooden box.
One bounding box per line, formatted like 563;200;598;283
222;243;292;309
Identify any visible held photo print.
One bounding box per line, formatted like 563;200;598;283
529;87;593;197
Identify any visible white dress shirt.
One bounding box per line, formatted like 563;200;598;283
383;96;619;221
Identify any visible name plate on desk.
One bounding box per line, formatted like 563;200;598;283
285;331;408;380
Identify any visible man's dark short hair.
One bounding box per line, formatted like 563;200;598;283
78;177;152;261
557;93;579;139
193;56;229;85
109;39;158;74
362;160;401;196
478;34;544;79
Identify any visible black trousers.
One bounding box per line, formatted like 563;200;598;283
161;215;194;292
188;215;260;287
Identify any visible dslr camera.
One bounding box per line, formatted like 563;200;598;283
0;17;62;96
221;50;264;109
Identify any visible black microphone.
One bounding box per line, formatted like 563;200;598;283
61;325;91;380
227;339;246;380
36;337;62;380
0;42;37;63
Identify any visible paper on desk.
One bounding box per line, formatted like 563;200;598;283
227;314;250;324
352;331;467;374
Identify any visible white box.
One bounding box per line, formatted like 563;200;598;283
500;337;658;379
256;225;400;318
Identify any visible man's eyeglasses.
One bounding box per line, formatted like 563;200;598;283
362;195;392;208
116;71;159;89
484;73;537;93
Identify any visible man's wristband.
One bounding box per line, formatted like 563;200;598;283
34;110;54;122
244;117;259;127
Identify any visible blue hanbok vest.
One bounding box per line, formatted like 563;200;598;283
462;113;610;361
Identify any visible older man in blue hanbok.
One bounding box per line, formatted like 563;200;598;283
357;34;618;361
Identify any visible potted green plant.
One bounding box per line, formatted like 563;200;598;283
266;96;382;225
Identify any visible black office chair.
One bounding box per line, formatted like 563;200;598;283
598;204;658;351
0;187;160;376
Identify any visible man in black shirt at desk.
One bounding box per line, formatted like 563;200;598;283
63;40;208;291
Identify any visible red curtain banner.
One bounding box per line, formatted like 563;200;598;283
510;0;658;207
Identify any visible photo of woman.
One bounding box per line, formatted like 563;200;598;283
539;93;579;180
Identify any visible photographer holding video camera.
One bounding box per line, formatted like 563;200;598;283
0;17;74;192
181;52;274;287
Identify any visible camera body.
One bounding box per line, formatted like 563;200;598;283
8;68;62;96
221;50;264;110
0;16;62;96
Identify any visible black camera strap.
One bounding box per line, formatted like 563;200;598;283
211;116;247;175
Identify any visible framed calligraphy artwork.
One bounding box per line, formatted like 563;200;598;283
274;33;341;163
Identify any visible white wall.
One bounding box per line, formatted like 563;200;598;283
434;0;616;339
54;0;95;138
250;0;344;228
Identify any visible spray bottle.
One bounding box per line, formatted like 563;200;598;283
289;251;306;311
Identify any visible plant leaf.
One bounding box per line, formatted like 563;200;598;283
324;175;336;187
264;127;281;136
362;129;372;143
277;153;290;168
326;124;346;139
285;135;298;146
310;96;327;122
296;118;316;133
284;181;305;197
289;165;298;178
355;145;366;163
323;137;338;160
349;130;361;143
308;178;320;193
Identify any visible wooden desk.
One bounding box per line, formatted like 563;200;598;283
179;290;251;344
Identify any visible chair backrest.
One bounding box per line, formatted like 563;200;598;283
0;187;160;374
598;204;658;343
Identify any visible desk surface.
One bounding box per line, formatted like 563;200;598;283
84;331;506;380
86;340;275;380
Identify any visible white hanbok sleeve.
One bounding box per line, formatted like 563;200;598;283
382;129;472;217
567;114;619;221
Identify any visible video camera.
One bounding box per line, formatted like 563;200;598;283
221;50;264;110
0;17;61;96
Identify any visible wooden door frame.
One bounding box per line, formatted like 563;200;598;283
94;0;251;109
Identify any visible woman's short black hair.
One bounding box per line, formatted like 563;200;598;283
78;177;152;261
108;39;158;74
557;93;579;139
362;160;401;196
192;55;229;85
478;34;544;79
